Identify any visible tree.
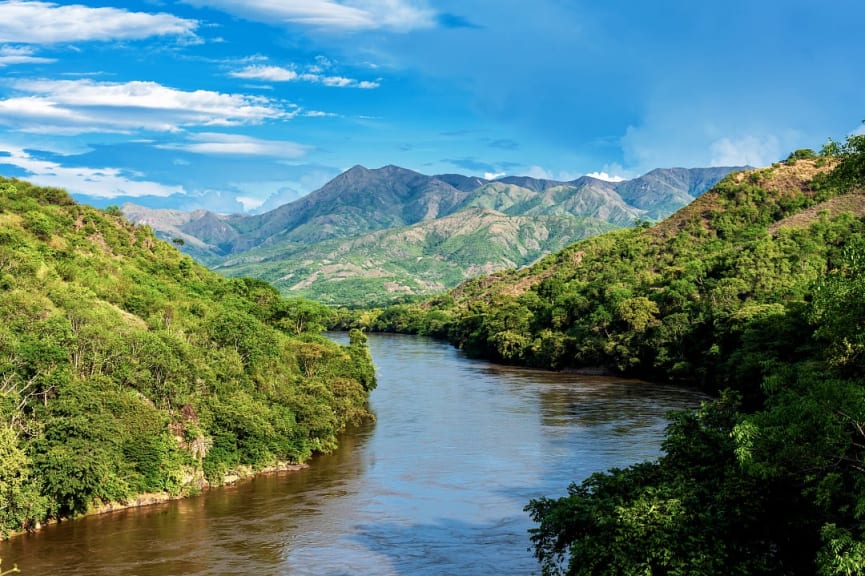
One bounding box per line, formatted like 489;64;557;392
810;240;865;374
275;299;334;335
525;393;803;576
0;425;45;537
820;122;865;193
348;329;377;391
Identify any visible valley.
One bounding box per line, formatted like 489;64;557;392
1;134;864;576
121;164;739;306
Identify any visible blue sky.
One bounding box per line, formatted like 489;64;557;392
0;0;863;213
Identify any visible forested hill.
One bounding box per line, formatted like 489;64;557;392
0;178;375;538
122;165;738;306
362;134;865;574
366;148;864;389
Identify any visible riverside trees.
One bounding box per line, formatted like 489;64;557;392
0;179;376;537
519;131;865;575
359;126;865;574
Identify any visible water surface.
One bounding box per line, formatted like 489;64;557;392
1;333;706;575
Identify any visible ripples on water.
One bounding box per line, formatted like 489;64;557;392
1;333;706;575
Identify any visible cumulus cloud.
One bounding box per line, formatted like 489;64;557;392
484;171;505;180
585;171;625;182
161;132;311;158
184;0;435;32
318;75;352;87
621;101;796;173
709;134;780;167
230;65;299;82
230;63;380;88
0;142;185;198
0;44;55;66
0;79;293;134
235;195;264;211
0;1;198;44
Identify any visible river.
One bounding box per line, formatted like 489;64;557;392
1;333;706;575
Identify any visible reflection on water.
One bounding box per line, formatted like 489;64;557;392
1;334;706;575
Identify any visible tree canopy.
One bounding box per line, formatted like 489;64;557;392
0;178;375;537
343;126;865;574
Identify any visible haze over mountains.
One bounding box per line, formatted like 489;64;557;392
121;164;741;305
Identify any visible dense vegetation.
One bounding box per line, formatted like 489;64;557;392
0;178;375;538
355;149;860;390
344;130;865;574
524;232;865;575
123;165;734;307
216;208;617;307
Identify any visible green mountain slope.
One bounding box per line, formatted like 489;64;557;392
378;156;861;385
363;136;865;575
213;207;618;306
0;178;375;537
123;165;738;306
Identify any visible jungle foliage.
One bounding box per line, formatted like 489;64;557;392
0;178;375;537
342;128;865;574
350;137;864;394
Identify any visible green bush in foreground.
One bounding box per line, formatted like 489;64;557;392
521;129;865;574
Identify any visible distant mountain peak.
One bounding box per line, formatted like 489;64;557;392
122;163;743;304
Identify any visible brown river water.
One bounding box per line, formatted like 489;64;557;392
0;333;706;575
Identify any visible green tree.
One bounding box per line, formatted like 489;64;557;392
820;123;865;192
810;240;865;374
275;299;334;335
0;425;45;537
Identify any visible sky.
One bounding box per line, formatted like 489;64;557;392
0;0;863;214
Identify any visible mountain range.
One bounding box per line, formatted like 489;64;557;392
121;164;741;305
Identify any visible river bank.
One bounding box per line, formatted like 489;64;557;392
4;461;309;541
1;334;707;575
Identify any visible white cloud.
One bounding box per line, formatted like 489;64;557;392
484;171;506;180
0;1;198;44
0;44;55;66
709;134;780;167
184;0;434;32
585;171;625;182
230;65;299;82
230;62;380;88
306;73;379;88
0;143;185;198
319;75;353;87
621;100;797;173
162;132;311;158
235;195;265;211
0;79;293;134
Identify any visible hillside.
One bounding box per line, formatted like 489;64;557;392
375;156;863;383
213;208;617;306
361;133;865;576
0;178;376;538
123;165;739;305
